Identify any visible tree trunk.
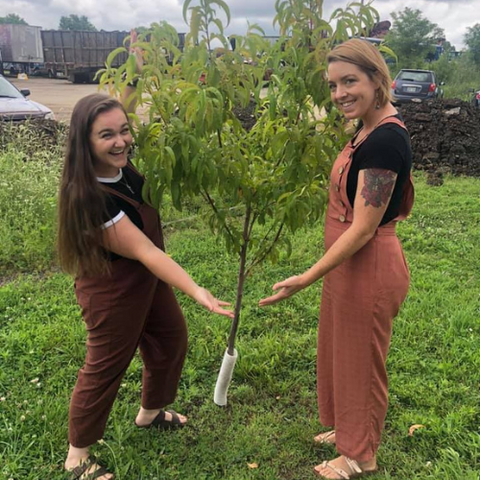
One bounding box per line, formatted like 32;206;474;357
227;205;251;355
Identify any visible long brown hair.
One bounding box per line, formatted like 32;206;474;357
327;38;393;107
57;94;128;277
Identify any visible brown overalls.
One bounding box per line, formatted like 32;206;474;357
317;116;414;461
69;164;188;448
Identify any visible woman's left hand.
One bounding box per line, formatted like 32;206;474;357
193;287;234;318
129;29;143;75
259;275;307;307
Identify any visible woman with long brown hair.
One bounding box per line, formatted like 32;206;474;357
260;38;414;478
58;42;233;479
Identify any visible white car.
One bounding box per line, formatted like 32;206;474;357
0;74;54;121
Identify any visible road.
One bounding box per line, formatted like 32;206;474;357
10;77;103;122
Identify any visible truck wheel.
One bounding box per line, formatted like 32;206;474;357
71;73;84;84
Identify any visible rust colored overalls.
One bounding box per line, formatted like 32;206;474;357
317;116;414;461
69;164;188;448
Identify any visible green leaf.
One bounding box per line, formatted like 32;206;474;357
106;47;127;68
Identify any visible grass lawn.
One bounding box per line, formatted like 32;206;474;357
1;163;479;479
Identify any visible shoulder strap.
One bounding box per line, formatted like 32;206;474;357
125;160;145;179
376;115;408;132
352;115;408;151
100;184;141;209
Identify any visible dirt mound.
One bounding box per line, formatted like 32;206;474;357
0;118;67;157
398;99;480;182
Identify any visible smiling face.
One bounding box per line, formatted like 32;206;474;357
328;60;380;123
89;108;132;177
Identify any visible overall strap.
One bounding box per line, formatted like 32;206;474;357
100;184;141;209
351;115;408;152
125;160;145;179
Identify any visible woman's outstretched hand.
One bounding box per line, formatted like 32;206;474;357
129;29;143;74
193;287;234;318
259;275;307;307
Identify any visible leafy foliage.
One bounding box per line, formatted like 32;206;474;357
58;14;97;31
465;24;480;66
0;13;28;25
100;0;379;347
386;7;445;68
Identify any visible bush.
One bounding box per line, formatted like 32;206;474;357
0;122;65;276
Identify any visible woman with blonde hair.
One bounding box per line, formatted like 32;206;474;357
260;38;414;479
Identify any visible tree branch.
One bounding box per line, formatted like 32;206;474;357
201;189;236;245
245;222;284;277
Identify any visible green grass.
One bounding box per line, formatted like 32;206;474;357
1;171;479;479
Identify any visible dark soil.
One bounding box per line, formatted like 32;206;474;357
232;100;257;132
398;98;480;183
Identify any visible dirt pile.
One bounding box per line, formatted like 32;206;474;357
0;118;67;157
398;99;480;182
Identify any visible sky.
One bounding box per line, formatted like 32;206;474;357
1;0;477;49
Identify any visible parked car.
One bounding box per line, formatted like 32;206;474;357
391;69;444;104
0;74;54;121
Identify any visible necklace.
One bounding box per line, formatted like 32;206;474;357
120;171;135;195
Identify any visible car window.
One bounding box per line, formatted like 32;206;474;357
0;77;23;98
398;71;433;83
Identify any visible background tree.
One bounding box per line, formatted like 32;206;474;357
59;14;97;31
386;7;445;68
101;0;379;406
0;13;28;25
465;24;480;66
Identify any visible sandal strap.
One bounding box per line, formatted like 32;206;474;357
70;455;97;479
166;409;184;425
68;456;111;480
319;460;351;479
344;457;363;475
315;430;336;443
86;465;111;479
150;409;166;426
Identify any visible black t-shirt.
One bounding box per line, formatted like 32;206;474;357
97;162;145;260
347;117;412;226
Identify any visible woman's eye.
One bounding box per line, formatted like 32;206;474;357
329;84;336;91
101;134;112;139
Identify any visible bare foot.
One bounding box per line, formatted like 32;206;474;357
314;430;336;444
314;455;377;479
135;408;187;427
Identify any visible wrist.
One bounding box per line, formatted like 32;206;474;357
301;270;316;288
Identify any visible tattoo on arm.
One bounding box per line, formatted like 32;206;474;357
361;168;397;208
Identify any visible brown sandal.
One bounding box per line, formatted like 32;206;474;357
67;455;113;480
135;409;186;430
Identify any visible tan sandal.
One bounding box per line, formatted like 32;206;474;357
314;456;377;479
314;430;336;444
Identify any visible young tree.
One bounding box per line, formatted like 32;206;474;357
465;24;480;66
0;13;28;25
59;14;97;31
100;0;378;406
386;7;445;68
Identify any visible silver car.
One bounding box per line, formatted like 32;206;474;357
0;75;54;121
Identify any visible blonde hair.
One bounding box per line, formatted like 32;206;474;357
327;39;392;107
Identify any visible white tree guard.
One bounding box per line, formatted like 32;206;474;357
213;348;238;406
